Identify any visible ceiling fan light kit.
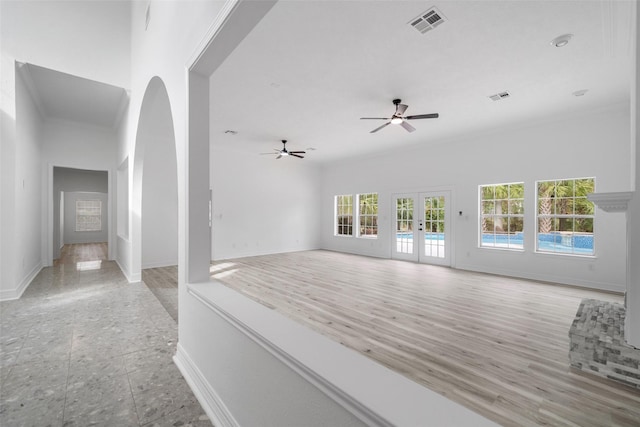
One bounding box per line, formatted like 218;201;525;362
360;98;439;133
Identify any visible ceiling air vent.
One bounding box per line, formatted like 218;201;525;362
489;91;511;101
409;7;446;34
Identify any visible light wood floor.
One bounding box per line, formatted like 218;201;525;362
54;242;108;266
210;250;640;427
142;266;179;323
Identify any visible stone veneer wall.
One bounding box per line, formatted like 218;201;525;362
569;299;640;389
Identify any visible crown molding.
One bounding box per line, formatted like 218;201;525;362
16;62;46;121
587;191;634;212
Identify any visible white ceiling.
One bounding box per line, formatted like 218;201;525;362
209;0;634;163
20;63;128;129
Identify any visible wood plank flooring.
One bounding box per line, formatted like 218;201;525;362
210;250;640;427
54;242;108;266
142;266;179;323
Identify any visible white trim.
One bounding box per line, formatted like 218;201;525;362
16;62;46;121
587;191;634;212
0;262;42;301
186;0;240;72
141;260;178;269
115;258;139;284
456;261;625;293
174;343;240;427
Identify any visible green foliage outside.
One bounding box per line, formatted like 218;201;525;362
359;193;378;236
336;195;353;235
537;178;594;234
481;183;524;234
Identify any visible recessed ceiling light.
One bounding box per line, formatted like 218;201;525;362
551;34;573;48
573;89;588;97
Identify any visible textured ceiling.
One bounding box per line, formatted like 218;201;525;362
209;0;633;163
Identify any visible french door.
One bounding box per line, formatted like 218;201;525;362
392;191;451;266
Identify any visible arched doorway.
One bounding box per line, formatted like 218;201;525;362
132;77;178;313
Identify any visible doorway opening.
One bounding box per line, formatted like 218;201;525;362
52;166;109;267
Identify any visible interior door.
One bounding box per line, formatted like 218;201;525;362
392;192;451;265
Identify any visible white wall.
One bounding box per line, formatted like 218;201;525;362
53;167;108;258
0;1;130;90
321;104;630;292
210;146;321;260
0;63;45;300
63;191;108;244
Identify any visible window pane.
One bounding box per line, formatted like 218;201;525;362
358;193;378;238
335;195;353;236
509;200;524;215
482;201;494;214
536;178;594;255
480;183;524;250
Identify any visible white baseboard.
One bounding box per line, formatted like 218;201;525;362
0;262;43;301
173;343;239;427
141;259;178;269
115;258;140;283
455;262;625;293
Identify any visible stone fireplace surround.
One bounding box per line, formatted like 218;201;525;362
569;298;640;389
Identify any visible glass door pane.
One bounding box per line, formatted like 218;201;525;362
396;197;414;254
418;192;450;265
423;195;445;258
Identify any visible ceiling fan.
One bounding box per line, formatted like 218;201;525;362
360;99;439;133
261;140;305;159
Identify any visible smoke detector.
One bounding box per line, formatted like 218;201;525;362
409;7;446;34
550;34;573;48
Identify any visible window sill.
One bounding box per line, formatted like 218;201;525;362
534;250;597;259
479;246;524;252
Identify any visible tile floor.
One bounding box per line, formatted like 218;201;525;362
0;259;212;427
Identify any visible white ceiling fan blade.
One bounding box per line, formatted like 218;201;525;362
400;121;416;132
406;113;439;120
396;103;408;115
370;122;391;133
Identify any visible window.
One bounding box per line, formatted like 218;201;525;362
335;195;353;236
480;182;524;249
76;200;102;232
358;193;378;237
536;178;595;255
